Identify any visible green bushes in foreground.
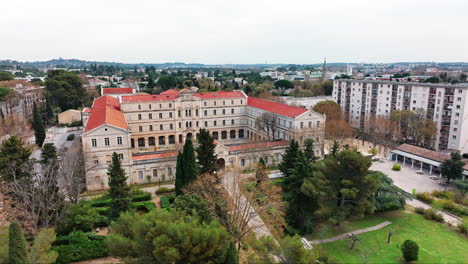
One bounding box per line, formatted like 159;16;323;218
415;192;434;204
53;231;108;264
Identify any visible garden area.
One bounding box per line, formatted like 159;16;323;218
310;210;468;264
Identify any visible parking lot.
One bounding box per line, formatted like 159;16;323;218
370;159;445;193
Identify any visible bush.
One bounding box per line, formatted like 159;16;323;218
401;240;419;262
66;134;75;141
414;207;426;215
368;147;378;156
457;221;468;237
431;190;455;200
391;164;401;171
439;199;468;217
423;209;444;223
53;239;108;264
131;201;156;212
90;198;111;208
155;187;175;195
56;203;101;235
131;192;152;202
160;195;175;210
415;192;434;204
272;179;284;185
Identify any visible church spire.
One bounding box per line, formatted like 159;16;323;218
321;57;328;81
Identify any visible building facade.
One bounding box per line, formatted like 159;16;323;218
333;79;468;153
82;89;325;190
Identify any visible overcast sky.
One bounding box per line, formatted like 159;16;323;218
1;0;467;64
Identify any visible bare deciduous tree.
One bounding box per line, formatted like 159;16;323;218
59;138;85;204
256;112;278;140
10;159;65;231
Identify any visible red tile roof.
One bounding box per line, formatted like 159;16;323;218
132;151;178;161
395;144;449;163
121;94;179;103
194;91;245;99
247;97;308;118
85;96;128;132
102;88;134;95
161;89;180;95
227;140;289;151
82;107;91;113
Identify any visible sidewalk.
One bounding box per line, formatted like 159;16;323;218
308;221;392;244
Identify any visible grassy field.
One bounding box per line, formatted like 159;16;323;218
311;211;468;264
0;225;8;263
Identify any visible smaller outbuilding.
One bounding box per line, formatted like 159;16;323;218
58;109;82;125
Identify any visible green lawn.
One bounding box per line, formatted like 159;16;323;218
312;211;468;264
0;225;8;263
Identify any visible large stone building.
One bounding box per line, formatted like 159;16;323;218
82;89;325;190
333;79;468;153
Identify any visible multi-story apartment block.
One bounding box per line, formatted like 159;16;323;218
333;79;468;154
82;88;325;190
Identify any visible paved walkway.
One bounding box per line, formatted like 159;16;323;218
309;221;392;244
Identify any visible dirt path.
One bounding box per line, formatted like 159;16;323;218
308;221;392;244
71;256;121;264
406;199;461;225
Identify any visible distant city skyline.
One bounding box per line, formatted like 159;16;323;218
1;0;467;64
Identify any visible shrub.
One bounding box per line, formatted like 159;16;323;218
155;187;175;195
457;221;468;237
53;239;108;264
90;198;111;208
368;147;378;156
423;209;444;223
431;190;455;200
391;164;401;171
272;179;284;185
66;134;75;141
56;203;101;235
160;195;175;210
439;199;468;216
131;201;156;212
414;207;426;215
415;192;434;204
131;193;152;202
401;240;419;262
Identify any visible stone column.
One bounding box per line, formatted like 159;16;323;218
429;164;432;175
411;159;414;168
403;156;406;166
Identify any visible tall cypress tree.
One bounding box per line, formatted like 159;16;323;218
225;241;239;264
108;152;131;219
303;138;317;162
44;94;54;125
8;221;30;264
32;103;46;147
182;138;198;184
175;152;184;195
196;129;217;175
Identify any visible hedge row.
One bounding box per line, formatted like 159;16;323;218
155;187;175;195
160;195;176;210
53;239;108;264
90;192;152;207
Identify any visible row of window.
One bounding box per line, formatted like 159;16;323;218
135;100;245;111
134;119;238;132
133;108;239;121
91;136;123;147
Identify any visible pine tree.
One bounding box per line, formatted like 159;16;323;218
41;143;57;164
182;138;198;184
108;152;131;219
175;152;184;195
0;136;32;182
279;139;300;178
196;129;217;175
225;241;239;264
303;138;317;162
32;103;46;147
8;221;30;264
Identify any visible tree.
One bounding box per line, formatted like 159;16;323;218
41;143;57;164
44;94;54;125
32;103;46;147
172;194;213;223
255;158;268;185
313;100;343;121
0;71;14;81
29;228;58;264
323;150;378;224
196;129;217;175
303;138;317;162
8;221;30;264
279;140;301;178
108;152;131;219
175;139;199;195
175;152;184;195
225;241;239;264
56;203;100;235
108;209;230;264
274;80;294;94
440;152;465;183
370;171;409;211
401;240;419;262
0;136;31;182
45;70;85;111
255;112;278;140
